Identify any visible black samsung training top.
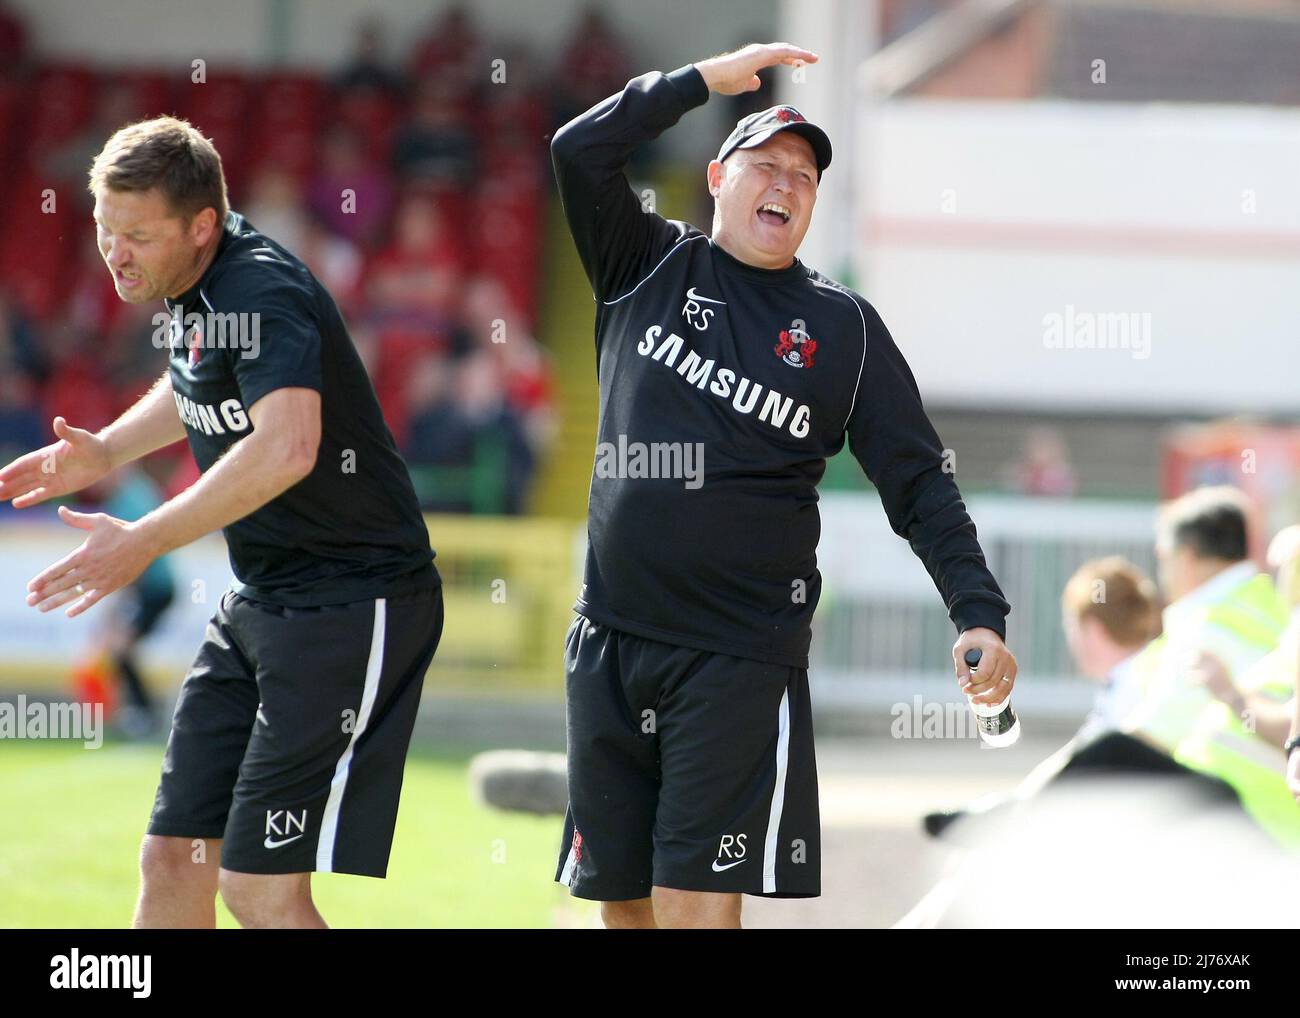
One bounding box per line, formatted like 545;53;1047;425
163;211;438;606
551;64;1009;669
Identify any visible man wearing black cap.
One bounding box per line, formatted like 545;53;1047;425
550;42;1018;928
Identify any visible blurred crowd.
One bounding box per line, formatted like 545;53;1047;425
905;486;1300;925
0;3;641;514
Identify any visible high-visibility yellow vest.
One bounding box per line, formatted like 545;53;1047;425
1123;572;1297;849
1175;622;1300;849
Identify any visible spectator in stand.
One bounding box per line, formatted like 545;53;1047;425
44;83;143;212
307;127;394;249
482;44;545;131
334;15;406;98
41;237;141;432
83;464;177;739
0;291;45;471
298;215;364;314
403;353;460;455
392;80;478;188
551;9;661;180
365;193;466;327
0;288;45;383
56;235;161;422
363;194;470;444
404;350;536;514
37;316;118;449
462;274;555;454
553;6;633;130
243;164;310;256
0;1;27;76
63;233;132;340
102;302;166;410
0;371;43;476
1004;425;1079;497
407;3;483;95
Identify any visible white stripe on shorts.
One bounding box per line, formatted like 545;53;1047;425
316;598;387;873
558;840;578;886
761;687;792;894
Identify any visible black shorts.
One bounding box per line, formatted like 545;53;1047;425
147;586;443;878
555;614;820;900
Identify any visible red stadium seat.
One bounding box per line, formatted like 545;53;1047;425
112;70;175;120
335;88;404;163
26;65;97;158
249;123;319;181
0;78;21;177
0;52;552;376
178;69;250;123
246;73;326;180
480;93;549;143
470;213;539;325
175;71;253;193
41;363;118;434
257;73;326;130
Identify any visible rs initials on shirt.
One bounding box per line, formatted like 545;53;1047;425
681;285;726;331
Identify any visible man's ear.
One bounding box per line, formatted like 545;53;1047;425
1080;615;1118;661
190;206;219;245
706;159;724;198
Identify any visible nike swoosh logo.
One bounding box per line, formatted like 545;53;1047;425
264;834;304;849
687;286;727;305
711;858;746;872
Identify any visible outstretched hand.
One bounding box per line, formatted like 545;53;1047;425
0;416;113;509
26;506;156;618
695;42;819;95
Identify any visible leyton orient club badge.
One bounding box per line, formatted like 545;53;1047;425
774;326;817;368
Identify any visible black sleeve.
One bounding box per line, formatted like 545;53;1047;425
549;64;710;303
845;299;1011;639
224;274;323;410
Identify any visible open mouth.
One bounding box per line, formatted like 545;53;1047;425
756;201;791;226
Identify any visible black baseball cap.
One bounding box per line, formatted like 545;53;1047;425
716;105;832;181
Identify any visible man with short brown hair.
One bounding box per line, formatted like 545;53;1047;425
89;116;229;230
1061;555;1162;742
0;115;443;929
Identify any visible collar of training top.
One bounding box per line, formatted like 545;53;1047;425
716;105;832;180
165;210;243;311
708;237;808;283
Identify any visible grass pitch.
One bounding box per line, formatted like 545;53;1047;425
0;738;590;928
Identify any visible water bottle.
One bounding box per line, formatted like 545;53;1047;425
964;648;1020;747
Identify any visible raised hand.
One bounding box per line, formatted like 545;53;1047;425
695;42;819;96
